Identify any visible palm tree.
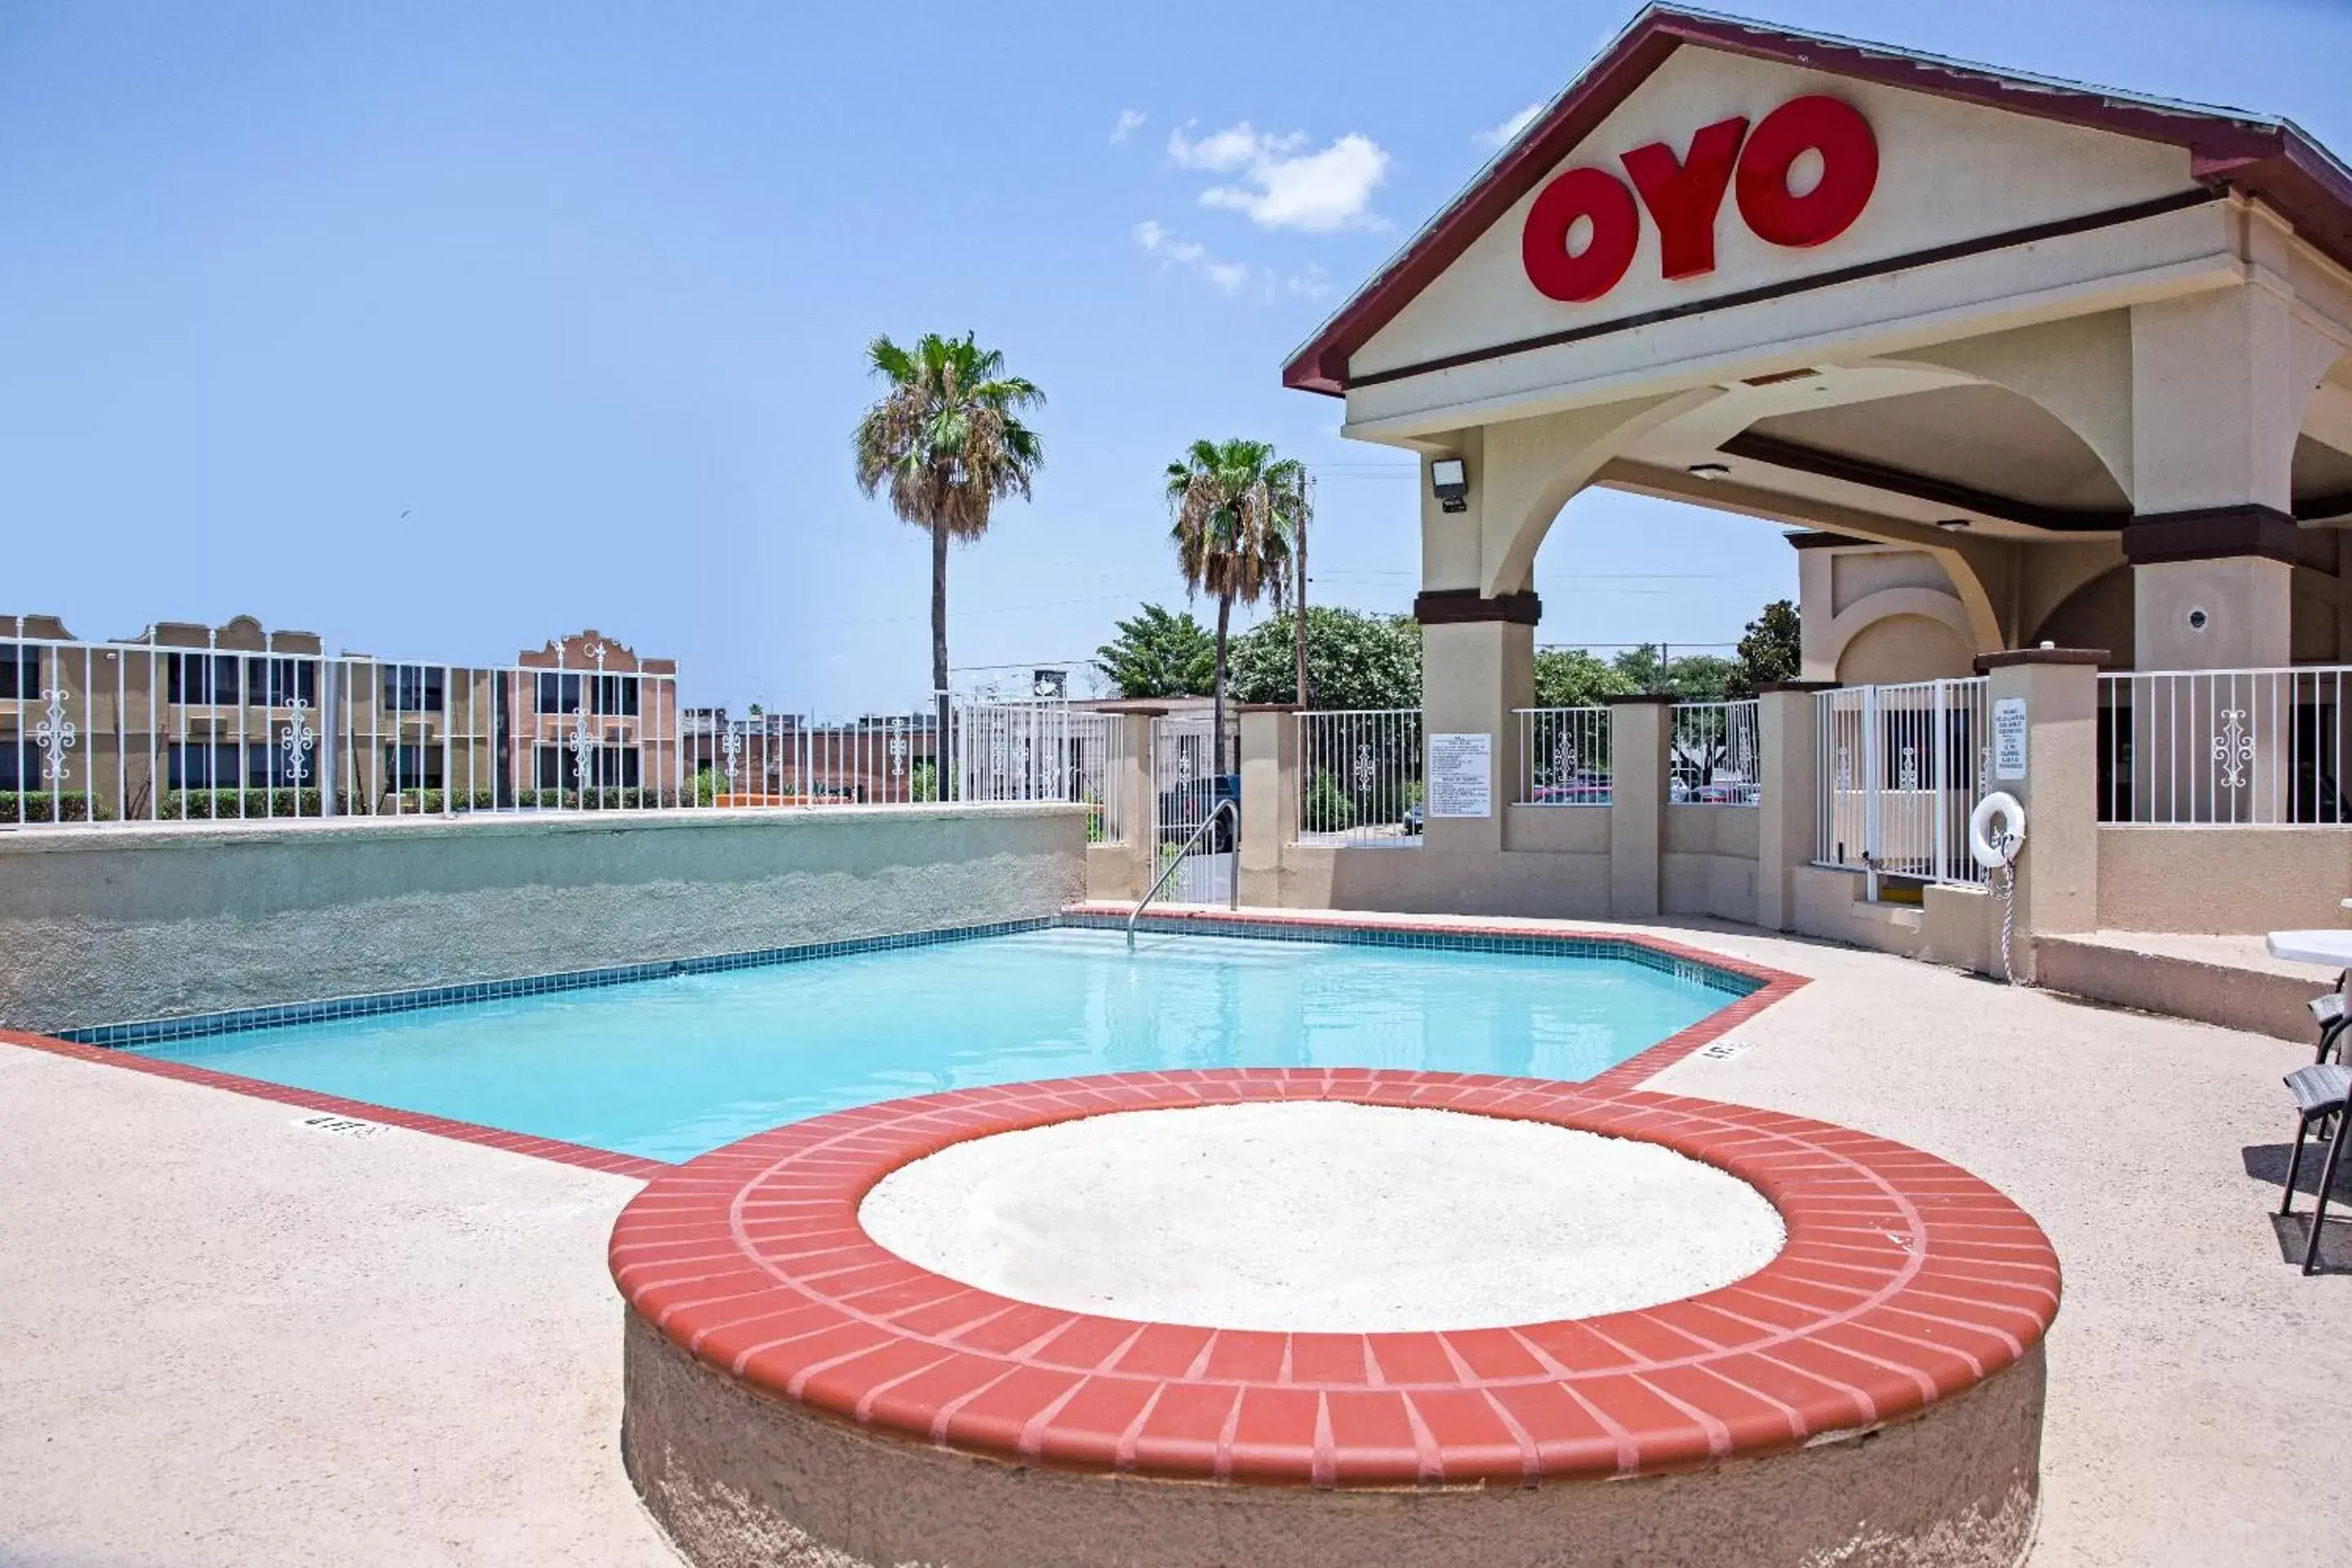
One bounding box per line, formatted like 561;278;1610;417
853;332;1045;763
1165;438;1303;775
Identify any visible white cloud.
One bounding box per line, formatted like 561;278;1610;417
1110;109;1146;144
1166;121;1388;232
1134;220;1256;296
1285;263;1334;301
1477;102;1544;149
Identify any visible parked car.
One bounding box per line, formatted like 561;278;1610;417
1156;773;1238;853
1530;773;1613;804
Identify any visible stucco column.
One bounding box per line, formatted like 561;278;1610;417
1094;705;1165;900
1977;648;2104;978
2125;283;2307;675
1755;684;1831;932
1416;599;1536;855
1607;696;1672;919
1236;705;1296;907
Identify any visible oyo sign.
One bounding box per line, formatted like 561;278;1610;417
1521;95;1878;303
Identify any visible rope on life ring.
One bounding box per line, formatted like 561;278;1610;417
1968;791;2026;983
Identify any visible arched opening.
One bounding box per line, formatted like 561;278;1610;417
2031;567;2133;669
1835;614;1973;685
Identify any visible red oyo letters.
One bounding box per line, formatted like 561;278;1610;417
1522;94;1878;302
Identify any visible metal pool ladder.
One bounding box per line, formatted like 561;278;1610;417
1128;797;1238;950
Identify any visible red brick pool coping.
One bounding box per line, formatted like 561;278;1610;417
612;1069;2059;1488
1074;906;1807;1098
0;912;1806;1181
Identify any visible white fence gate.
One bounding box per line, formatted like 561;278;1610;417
1814;678;1992;891
1149;711;1236;903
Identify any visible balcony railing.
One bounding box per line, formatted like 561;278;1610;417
2099;665;2352;826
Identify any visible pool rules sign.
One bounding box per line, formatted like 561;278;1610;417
1428;733;1493;817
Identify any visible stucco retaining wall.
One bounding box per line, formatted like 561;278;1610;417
0;804;1086;1033
621;1312;2042;1568
2097;826;2352;933
1661;804;1762;924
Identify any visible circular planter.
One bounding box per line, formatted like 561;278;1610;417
612;1069;2057;1568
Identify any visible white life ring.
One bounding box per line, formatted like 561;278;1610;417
1969;791;2026;871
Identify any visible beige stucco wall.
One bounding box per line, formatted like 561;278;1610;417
2096;826;2352;933
0;804;1087;1034
1274;844;1613;921
621;1309;2044;1568
1502;802;1611;854
1661;805;1761;924
1835;614;1977;684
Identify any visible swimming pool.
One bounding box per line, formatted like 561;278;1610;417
132;923;1748;1162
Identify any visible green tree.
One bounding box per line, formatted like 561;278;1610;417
853;332;1045;751
1228;605;1420;711
1605;644;1733;700
1166;438;1302;773
1533;648;1633;708
1729;599;1802;697
1094;604;1216;699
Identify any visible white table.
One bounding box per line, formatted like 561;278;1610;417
2267;930;2352;967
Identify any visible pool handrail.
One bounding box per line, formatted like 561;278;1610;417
1128;796;1239;949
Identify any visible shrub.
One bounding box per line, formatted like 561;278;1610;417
1302;768;1356;834
161;788;325;820
0;790;113;823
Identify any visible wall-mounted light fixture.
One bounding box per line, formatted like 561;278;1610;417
1686;461;1731;481
1431;457;1469;514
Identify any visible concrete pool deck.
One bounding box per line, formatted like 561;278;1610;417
3;907;2348;1565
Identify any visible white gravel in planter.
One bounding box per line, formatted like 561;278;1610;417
859;1100;1785;1332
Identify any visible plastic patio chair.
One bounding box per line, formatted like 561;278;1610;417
2280;1062;2352;1275
2310;991;2350;1067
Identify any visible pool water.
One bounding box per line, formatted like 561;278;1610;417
138;927;1736;1162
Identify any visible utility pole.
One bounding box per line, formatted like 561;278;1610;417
1294;473;1312;708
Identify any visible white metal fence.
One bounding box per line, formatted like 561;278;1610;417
1670;699;1762;806
693;709;938;808
1067;711;1129;845
1150;710;1237;900
1295;708;1423;847
1815;678;1992;888
2099;666;2352;826
1514;707;1612;805
0;625;1102;829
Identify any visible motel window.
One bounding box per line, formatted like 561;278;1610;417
240;742;312;789
534;743;639;791
534;672;639;717
244;656;317;709
384;744;443;791
596;675;640;716
382;665;444;713
0;644;38;702
167;742;245;790
0;741;24;792
537;672;582;713
167;653;243;706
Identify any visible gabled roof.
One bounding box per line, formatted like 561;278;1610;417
1283;3;2352;396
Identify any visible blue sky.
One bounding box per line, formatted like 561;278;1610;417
4;0;2348;710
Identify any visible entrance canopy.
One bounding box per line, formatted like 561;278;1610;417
1285;4;2352;682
